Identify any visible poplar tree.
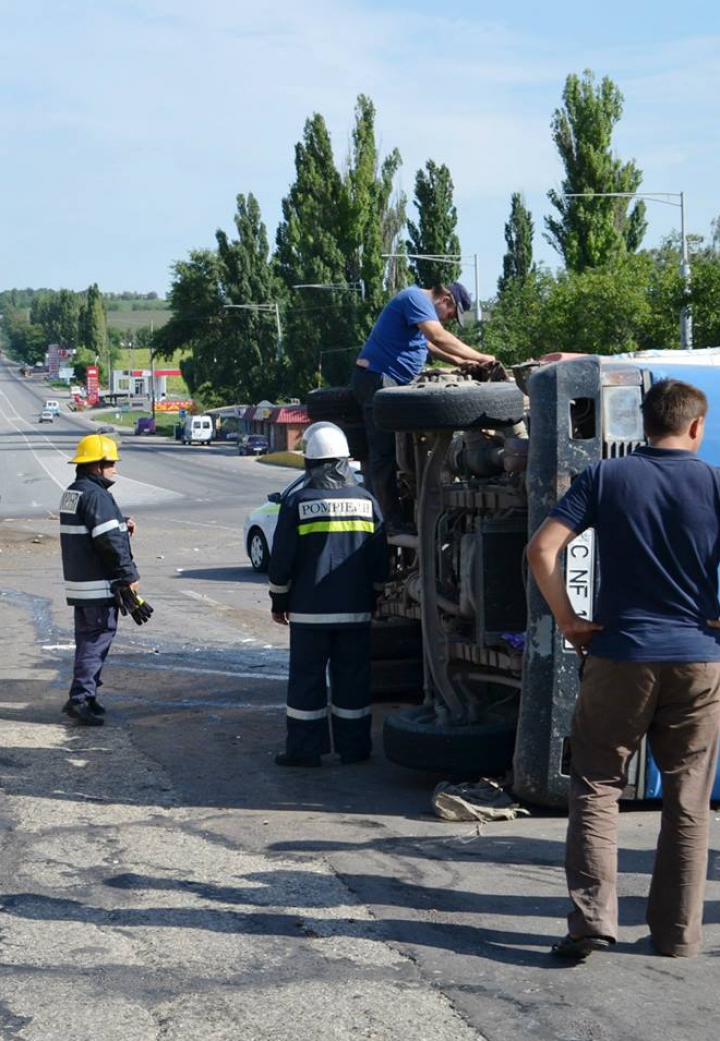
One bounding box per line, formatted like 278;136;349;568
498;193;534;292
78;283;107;357
217;192;285;402
406;160;461;287
545;70;647;272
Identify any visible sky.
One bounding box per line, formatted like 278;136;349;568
1;0;719;301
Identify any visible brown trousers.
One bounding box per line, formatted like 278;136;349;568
566;657;720;957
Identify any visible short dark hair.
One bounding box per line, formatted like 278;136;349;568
641;378;708;437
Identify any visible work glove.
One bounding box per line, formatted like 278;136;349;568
114;585;155;625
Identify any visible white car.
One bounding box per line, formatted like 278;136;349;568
244;466;363;572
38;409;55;423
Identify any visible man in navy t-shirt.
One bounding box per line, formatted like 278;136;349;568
350;283;494;529
527;378;720;960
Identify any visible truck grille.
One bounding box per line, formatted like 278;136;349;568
602;439;645;459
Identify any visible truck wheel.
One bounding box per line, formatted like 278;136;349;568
371;618;422;660
383;704;517;776
373;382;525;433
247;528;270;572
307;387;363;423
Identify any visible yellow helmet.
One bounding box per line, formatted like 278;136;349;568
70;434;121;465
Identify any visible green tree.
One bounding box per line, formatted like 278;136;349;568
498;193;534;293
483;269;552;364
30;289;80;348
78;283;107;358
275;111;361;392
216;192;286;402
538;255;656;355
407;160;461;287
545;71;647;272
345;94;405;324
153;249;226;399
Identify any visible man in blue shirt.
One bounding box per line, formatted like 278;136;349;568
350;283;494;528
527;378;720;960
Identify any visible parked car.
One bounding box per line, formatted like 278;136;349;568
244;463;363;572
238;434;269;456
38;409;55;423
307;350;720;807
243;473;305;572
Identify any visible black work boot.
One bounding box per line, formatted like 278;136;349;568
87;697;106;716
62;699;104;726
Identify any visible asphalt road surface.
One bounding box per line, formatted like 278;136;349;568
1;354;719;1041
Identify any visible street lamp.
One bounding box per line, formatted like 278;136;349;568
292;281;366;301
381;253;482;323
223;303;283;362
563;191;693;350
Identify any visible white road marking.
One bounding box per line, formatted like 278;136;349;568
0;383;182;507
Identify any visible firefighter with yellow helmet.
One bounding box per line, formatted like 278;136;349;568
59;433;152;726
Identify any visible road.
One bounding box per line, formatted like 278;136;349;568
1;354;719;1041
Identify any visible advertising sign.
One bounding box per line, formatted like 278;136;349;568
85;365;100;406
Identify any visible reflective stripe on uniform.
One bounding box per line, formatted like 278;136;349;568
59;524;90;535
269;581;291;593
92;519;121;538
64;579;113;598
298;520;374;536
286;706;329;721
330;705;372;719
289;611;371;624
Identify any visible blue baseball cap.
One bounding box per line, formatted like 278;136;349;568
449;282;472;327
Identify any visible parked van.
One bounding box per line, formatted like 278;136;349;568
181;414;213;445
44;399;60;415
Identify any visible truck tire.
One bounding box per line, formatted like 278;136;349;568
370;618;422;660
307;387;363;423
383;703;517;776
373;382;525;433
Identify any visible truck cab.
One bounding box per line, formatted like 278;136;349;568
308;350;720;807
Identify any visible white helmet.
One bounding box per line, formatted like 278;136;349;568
302;421;350;460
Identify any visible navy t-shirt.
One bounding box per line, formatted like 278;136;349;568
358;286;438;384
550;446;720;662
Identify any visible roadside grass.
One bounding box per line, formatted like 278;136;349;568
92;409;177;438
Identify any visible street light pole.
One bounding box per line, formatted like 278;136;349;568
223;303;283;362
563;191;693;350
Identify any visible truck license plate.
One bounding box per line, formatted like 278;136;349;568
564;529;595;653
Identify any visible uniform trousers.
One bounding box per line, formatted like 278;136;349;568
566;656;720;956
350;366;400;524
285;625;372;759
69;605;119;703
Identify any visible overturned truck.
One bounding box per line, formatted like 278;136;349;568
307;353;720;807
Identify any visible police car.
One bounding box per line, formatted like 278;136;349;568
244;465;363;572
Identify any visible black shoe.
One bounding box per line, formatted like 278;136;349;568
550;934;613;960
340;752;371;764
62;699;104;727
274;753;321;768
87;696;106;716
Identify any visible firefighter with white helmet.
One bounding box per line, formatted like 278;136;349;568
269;422;388;766
59;433;152;726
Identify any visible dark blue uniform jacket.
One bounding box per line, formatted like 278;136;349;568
268;462;388;626
59;471;139;606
